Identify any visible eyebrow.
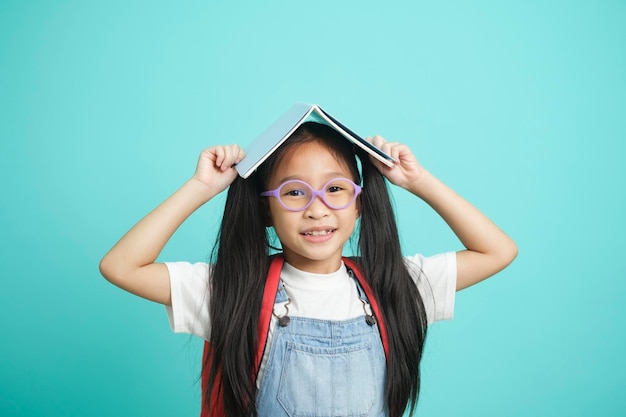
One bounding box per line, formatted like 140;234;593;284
276;172;349;184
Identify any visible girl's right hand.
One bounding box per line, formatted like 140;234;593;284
192;144;246;196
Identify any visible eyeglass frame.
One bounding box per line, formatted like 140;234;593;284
260;177;362;212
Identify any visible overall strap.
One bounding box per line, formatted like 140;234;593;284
200;255;284;417
342;257;390;362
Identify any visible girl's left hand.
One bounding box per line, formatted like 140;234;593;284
366;135;426;190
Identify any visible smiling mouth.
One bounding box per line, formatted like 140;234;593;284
302;229;335;236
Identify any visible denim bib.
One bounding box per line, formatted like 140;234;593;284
256;271;388;417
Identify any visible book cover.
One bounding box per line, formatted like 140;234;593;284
236;103;395;178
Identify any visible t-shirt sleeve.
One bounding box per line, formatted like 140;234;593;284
404;252;457;324
164;261;212;340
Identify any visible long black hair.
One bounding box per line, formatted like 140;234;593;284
206;122;428;417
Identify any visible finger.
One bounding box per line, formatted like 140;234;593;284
369;136;402;163
200;147;218;165
382;142;405;161
366;135;388;149
380;141;398;152
235;146;246;164
226;144;243;168
220;145;244;171
213;146;226;168
370;136;403;160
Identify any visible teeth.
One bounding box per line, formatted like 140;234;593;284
304;229;333;236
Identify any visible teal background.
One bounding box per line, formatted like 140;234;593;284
1;0;624;416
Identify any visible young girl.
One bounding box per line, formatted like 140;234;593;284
100;121;517;417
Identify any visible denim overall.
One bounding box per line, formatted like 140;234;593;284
256;270;388;417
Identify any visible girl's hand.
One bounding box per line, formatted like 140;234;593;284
366;135;426;191
366;136;518;291
192;144;246;197
100;144;247;306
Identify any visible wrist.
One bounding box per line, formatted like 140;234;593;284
406;169;436;198
183;177;220;204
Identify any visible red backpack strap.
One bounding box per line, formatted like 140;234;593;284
200;255;285;417
342;257;390;362
254;255;285;376
200;342;223;417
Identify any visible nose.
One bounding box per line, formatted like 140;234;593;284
304;194;330;218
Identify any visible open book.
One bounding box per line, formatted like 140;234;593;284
236;103;395;178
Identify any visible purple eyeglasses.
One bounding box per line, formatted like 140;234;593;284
261;178;362;212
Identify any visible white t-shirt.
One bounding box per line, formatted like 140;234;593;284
165;252;456;341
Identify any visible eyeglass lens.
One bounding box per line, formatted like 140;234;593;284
278;179;357;210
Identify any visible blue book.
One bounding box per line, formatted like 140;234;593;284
236;103;395;178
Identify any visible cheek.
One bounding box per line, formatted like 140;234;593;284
268;203;297;231
267;200;282;226
341;207;360;230
350;203;360;219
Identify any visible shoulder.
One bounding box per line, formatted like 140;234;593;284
404;253;457;324
164;261;213;339
164;261;211;273
404;252;456;281
165;261;212;290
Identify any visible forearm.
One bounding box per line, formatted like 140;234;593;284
366;136;516;289
407;170;518;289
99;144;244;304
100;178;216;283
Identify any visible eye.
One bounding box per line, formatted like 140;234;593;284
327;185;344;193
326;179;353;193
284;189;306;197
280;182;309;198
